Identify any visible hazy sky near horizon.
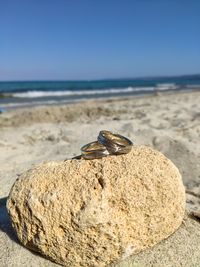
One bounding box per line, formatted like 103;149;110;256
0;0;200;81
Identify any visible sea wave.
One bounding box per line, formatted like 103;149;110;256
155;83;178;90
8;87;155;98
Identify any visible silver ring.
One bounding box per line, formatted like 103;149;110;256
98;130;133;155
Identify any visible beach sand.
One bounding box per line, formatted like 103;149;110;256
1;91;200;266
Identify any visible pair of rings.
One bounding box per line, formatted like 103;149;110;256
80;130;133;160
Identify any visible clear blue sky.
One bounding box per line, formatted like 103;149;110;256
0;0;200;81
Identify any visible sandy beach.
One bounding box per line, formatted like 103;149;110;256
1;90;200;266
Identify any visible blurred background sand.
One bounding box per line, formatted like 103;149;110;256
1;90;200;266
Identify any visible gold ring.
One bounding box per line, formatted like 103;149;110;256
98;130;133;155
81;141;109;160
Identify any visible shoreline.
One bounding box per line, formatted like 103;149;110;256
0;87;199;111
0;89;200;127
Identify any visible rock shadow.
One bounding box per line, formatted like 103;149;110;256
0;196;19;243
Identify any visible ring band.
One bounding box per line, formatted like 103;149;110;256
74;131;133;160
81;141;109;160
98;130;133;155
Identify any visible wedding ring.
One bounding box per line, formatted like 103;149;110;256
74;131;133;161
98;130;133;155
81;141;109;160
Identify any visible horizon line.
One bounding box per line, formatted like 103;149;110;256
0;73;200;83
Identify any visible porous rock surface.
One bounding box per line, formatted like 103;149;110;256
7;145;185;267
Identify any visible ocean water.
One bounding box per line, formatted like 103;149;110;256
0;75;200;109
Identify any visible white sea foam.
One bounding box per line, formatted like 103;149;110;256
0;98;81;109
185;84;200;88
155;83;178;90
10;87;155;98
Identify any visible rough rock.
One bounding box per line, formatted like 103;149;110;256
7;146;185;267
